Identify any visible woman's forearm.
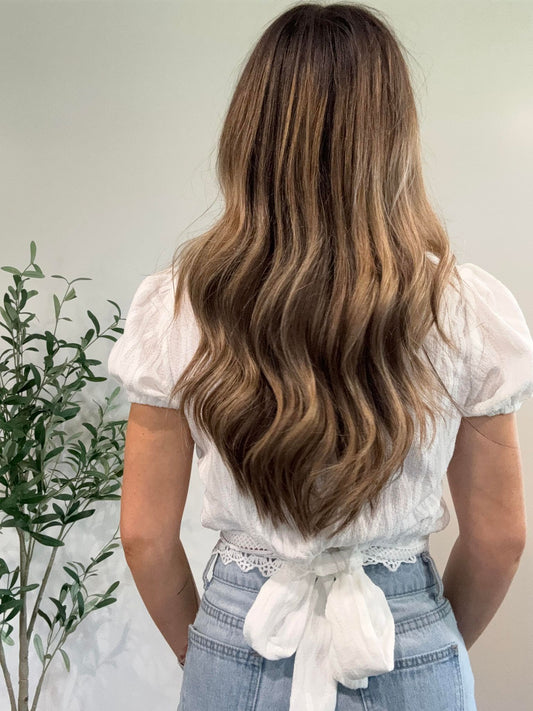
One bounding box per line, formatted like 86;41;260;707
441;535;524;650
123;538;200;662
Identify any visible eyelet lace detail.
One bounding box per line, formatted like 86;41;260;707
212;530;428;577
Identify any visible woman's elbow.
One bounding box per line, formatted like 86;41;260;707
460;524;526;566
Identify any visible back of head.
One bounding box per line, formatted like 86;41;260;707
169;2;463;542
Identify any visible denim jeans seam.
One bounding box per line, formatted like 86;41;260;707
202;585;452;638
210;572;263;594
202;550;219;590
394;596;453;634
211;570;439;599
245;654;264;711
201;595;246;628
420;551;445;598
188;623;262;664
384;581;439;600
392;641;459;670
362;688;371;711
453;645;466;710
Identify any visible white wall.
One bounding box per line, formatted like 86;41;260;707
0;2;531;710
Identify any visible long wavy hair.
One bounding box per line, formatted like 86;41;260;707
167;1;465;541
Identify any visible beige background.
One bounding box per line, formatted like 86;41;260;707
1;1;532;709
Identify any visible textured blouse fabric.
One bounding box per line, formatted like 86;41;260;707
108;260;533;702
107;260;533;567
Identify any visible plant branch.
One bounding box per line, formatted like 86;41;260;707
0;636;17;711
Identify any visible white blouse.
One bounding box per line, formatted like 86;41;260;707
107;259;533;706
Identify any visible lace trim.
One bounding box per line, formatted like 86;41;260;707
212;530;429;577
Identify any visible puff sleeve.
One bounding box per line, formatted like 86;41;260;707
457;263;533;417
107;269;182;409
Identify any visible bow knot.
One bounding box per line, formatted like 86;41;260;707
300;546;364;578
242;546;395;711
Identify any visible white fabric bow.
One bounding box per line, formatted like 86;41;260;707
242;547;396;711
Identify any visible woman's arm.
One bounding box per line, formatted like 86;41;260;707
443;413;527;650
120;403;199;665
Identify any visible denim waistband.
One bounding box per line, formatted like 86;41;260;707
202;547;443;600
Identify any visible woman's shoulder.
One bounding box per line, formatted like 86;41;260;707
448;260;533;417
126;265;195;326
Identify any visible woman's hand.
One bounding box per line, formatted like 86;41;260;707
177;639;188;669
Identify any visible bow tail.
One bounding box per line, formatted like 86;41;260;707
326;566;396;690
289;578;338;711
243;566;317;659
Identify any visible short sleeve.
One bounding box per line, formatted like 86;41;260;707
107;269;181;409
457;262;533;417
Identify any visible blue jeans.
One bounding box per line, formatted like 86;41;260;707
177;549;477;710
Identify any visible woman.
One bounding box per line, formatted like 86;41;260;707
108;3;533;710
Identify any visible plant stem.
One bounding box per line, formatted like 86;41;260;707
17;528;30;711
29;649;55;711
26;542;61;640
0;637;17;711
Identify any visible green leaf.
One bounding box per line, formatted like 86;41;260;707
66;501;80;516
59;406;79;420
44;446;64;463
23;269;44;278
37;609;53;630
19;583;40;593
105;580;120;596
77;590;84;617
1;266;21;275
87;310;100;335
35;420;46;446
33;633;44;663
5;300;17;322
94;597;116;609
29;531;65;547
24;263;44;277
82;422;98;438
65;509;95;524
64;287;76;301
32;513;58;525
50;597;67;623
19;492;45;505
30;240;36;262
4;602;23;622
53;294;61;320
45;330;55;356
63;566;79;583
1;630;15;646
0;598;22;614
65;617;76;633
60;648;70;672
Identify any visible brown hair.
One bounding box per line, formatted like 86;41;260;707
167;2;464;541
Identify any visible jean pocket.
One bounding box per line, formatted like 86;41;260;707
178;623;262;711
366;641;464;711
